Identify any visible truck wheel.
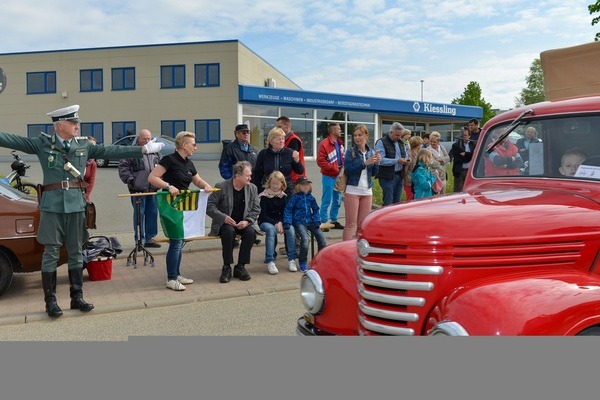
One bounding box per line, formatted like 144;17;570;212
576;326;600;336
0;251;14;297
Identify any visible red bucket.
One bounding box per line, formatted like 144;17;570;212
86;258;113;281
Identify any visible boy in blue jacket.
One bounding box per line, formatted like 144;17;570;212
283;177;327;272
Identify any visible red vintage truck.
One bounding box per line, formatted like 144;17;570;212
297;42;600;336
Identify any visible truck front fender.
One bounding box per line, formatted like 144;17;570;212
309;240;360;335
427;271;600;336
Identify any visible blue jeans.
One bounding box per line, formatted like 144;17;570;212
379;173;403;206
131;195;158;243
166;239;184;281
320;175;341;223
284;226;297;261
288;224;327;264
259;222;280;263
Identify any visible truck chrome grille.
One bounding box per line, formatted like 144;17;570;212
357;239;585;336
358;257;442;336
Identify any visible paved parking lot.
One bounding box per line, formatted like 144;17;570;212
0;229;344;325
0;157;348;325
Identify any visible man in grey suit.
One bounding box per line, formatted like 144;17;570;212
207;161;260;283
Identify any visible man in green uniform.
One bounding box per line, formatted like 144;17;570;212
0;105;164;317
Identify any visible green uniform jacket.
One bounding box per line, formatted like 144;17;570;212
0;131;143;213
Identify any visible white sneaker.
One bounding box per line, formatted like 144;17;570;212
267;262;279;275
166;280;186;291
288;260;298;272
177;275;194;284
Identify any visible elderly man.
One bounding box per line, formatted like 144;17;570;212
0;105;163;317
374;122;409;206
118;129;162;248
218;123;257;179
516;126;541;164
207;161;260;284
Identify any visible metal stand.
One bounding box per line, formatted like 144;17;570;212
126;195;155;269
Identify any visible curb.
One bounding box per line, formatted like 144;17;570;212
0;282;300;328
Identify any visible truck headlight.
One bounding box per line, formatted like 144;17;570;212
300;270;325;315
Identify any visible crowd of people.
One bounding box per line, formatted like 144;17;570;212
0;106;496;314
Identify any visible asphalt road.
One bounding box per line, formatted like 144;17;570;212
0;289;304;340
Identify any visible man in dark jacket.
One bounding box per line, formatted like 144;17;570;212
516;126;541;164
449;128;474;192
218;124;257;179
207;161;260;284
118;129;162;248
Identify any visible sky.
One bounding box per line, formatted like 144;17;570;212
1;0;597;110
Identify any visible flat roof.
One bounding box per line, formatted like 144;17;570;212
239;85;483;120
0;39;300;89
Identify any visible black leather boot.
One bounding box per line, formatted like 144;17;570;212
41;271;63;318
219;265;232;283
68;268;94;312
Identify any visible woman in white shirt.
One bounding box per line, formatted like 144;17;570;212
341;125;381;241
428;131;450;194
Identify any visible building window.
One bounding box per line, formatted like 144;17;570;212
194;63;220;87
161;120;186;137
81;122;104;144
27;124;55;138
26;71;56;94
161;65;186;89
112;121;136;142
195;119;220;143
112;67;136;91
80;69;103;92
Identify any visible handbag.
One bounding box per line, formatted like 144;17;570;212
85;201;97;229
432;176;444;194
333;166;347;194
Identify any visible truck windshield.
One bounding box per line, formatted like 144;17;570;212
473;115;600;181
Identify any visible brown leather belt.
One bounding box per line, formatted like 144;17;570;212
42;181;89;191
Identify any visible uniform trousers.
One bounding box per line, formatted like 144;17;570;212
37;211;88;272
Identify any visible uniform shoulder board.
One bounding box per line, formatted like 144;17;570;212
40;132;52;138
75;136;89;141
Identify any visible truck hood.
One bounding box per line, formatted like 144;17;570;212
362;189;600;246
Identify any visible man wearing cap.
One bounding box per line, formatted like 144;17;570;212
218;124;257;180
0;104;164;318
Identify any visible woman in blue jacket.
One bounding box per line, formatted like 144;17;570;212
411;148;439;200
341;125;381;241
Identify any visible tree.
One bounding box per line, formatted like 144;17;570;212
451;81;495;124
589;1;600;41
515;58;545;107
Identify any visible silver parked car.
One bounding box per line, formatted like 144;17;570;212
95;135;176;167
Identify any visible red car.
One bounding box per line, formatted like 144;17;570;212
0;181;66;296
297;95;600;336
